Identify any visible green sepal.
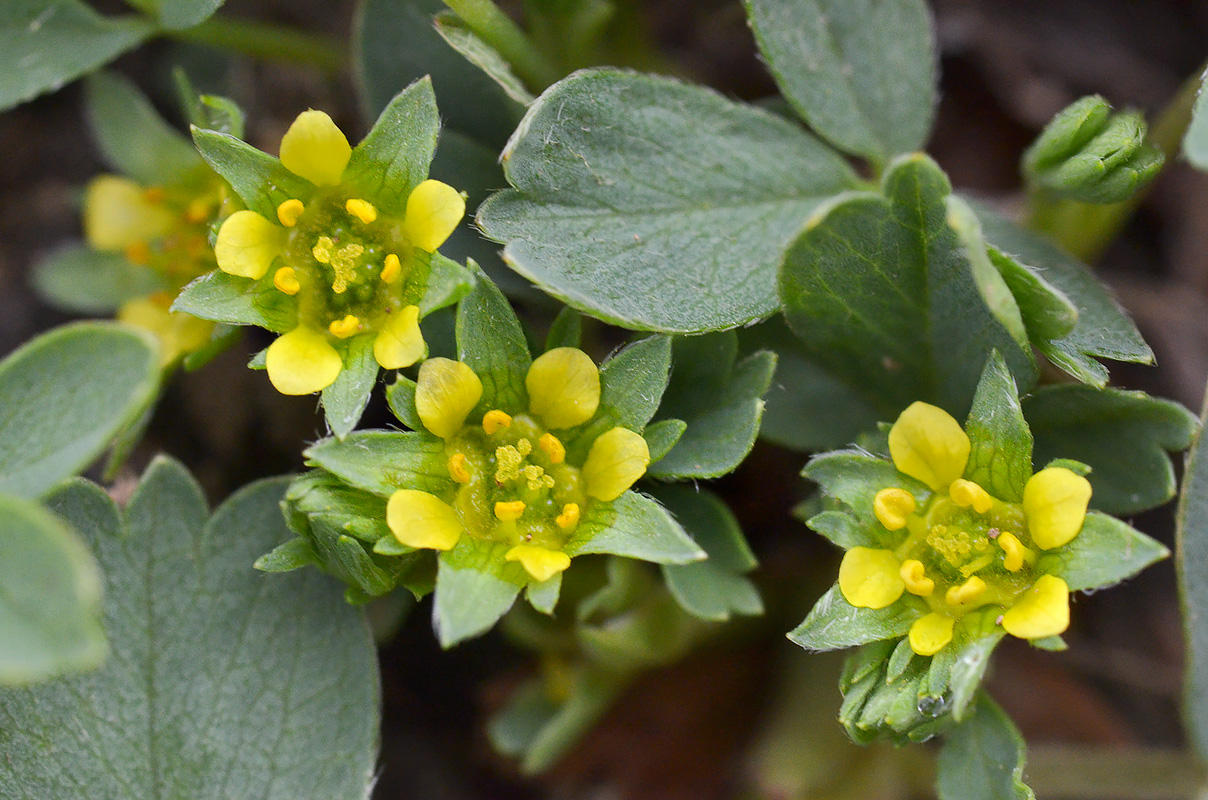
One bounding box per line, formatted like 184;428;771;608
937;694;1035;800
806;510;876;550
564;491;705;564
305;516;404;597
643;419;686;463
987;245;1078;342
192;127;311;219
433;11;534;105
788;586;919;652
434;537;526;648
962;351;1032;502
456;270;531;414
1030;635;1067;651
1043;511;1168;592
284;470;393;543
419;252;476;315
254;537;320;573
648;332;776;480
31;244;165;315
385;374;423;430
344;76;440;216
1023;385;1197;515
545;307;582;351
176;70;246;138
304;430;452;498
595;336;672;431
180;323;241;372
172;270;299;332
802;451;929;528
526;573;562;615
654;485;762;621
321;334;381;440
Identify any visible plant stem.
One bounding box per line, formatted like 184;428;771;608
441;0;561;90
163;17;345;74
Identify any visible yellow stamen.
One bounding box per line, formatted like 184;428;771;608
945;576;987;606
516;438;532;456
345;198;378;224
997;531;1029;572
523;464;555;491
556;503;580;530
873;488;916;531
381;253;401;283
124;241;150;266
483;409;513;434
328;314;360;339
950;478;993;513
538;433;565;464
899;559;934;596
447;453;471;483
276;198;305;227
494;500;526;521
312;236;334;264
273;266;300;295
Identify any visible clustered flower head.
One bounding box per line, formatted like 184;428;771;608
393;347;650;582
212;109;465;395
840;401;1091;655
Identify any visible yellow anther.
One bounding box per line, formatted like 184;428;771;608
273;266;300;295
556;503;580;530
950;479;993;513
873;488;916;531
483;409;513;434
538;433;565;464
185;198;212;223
494;500;525;521
380;253;401;284
945;576;987;607
312;236;334;264
143;186;166;203
345;198;378;224
276;198;305;227
124;241;150;266
516;438;532;456
997;531;1030;573
328;314;361;339
447;453;471;484
899;559;934;597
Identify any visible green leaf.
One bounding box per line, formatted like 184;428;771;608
780;154;1037;416
254;537;320;572
386;373;423;430
743;0;937;163
963;352;1032;502
789;586;917;651
974;205;1153;385
31;243;165;315
566;491;705;564
595;335;672;432
650;333;775;479
434;537;524;647
419;251;476;315
143;0;224;30
305;431;452;497
525;572;562;614
85;70;202;185
545;306;582;351
1023;385;1197;515
344;76;440;216
0;322;158;499
477;69;860;333
654;485;762;621
806;510;876;549
456;272;531;412
987;245;1078;342
434;11;534;105
1184;68;1208;171
192;127;311;219
946;196;1029;353
803;451;929;528
643;418;686;462
0;0;154;112
947;634;1004;721
1178;390;1208;760
3;459;380;798
172;270;299;332
937;695;1035;800
353;0;518;147
0;494;104;685
320;334;379;439
1047;511;1168;592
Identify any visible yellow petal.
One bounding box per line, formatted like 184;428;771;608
909;613;956;656
403;179;465;252
279;109;351;185
118;297;213;366
581;427;649;501
873;488;916;531
265;326;342;395
887;402;971;491
83;175;176;250
505;544;571;583
1001;574;1070;639
525;347;601;429
373;305;424;369
214;210;285;279
838;547;904;609
415;357;483;439
1023;467;1092;550
387;490;463;551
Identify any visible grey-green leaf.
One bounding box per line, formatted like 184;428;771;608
0;322;159;499
1047;511;1167;592
305;430;452;497
192;127;311;219
477;68;860;332
172;270;299;332
1178;390;1208;760
803;451;928;527
595;335;672;433
434;537;524;647
963;352;1032;502
937;695;1035;800
788;586;918;651
31;244;165;315
743;0;937;162
1184;68;1208;171
1;460;379;799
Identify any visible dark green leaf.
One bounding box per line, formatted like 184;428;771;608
963;352;1032;502
386;373;423;430
456;272;531;413
254;537;320;572
477;69;859;332
419;252;476;315
31;243;165;315
788;586;918;651
85;70;202;184
545;307;582;351
171;270;298;332
321;334;379;439
987;246;1077;342
806;510;877;549
305;430;452;497
1047;511;1168;592
565;491;705;564
345;76;440;216
937;695;1035;800
192;127;311;219
596;335;672;432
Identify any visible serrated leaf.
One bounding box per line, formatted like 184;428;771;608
434;537;525;647
743;0;937;163
192;127;311;219
85;70;201;185
305;430;451;497
1178;389;1208;759
320;334;378;439
172;270;299;331
344;77;439;216
477;68;860;332
788;586;918;651
1023;385;1197;515
3;460;380;798
937;695;1035;800
0;0;154;112
780;155;1037;416
31;243;165;315
434;11;534;105
963;352;1032;502
456;272;531;412
565;491;705;564
0;322;158;499
1047;511;1167;592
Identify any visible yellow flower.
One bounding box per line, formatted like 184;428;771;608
387;348;649;582
211;109;467;395
838;402;1091;655
118;292;214;366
